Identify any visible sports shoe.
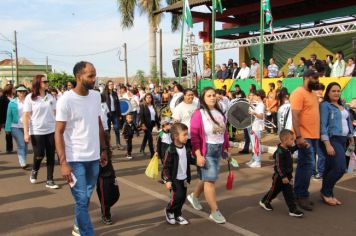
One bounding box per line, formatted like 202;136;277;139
72;225;80;236
187;193;203;210
249;161;261;168
259;200;273;211
209;210;226;224
102;216;113;225
246;160;253;166
126;155;133;160
289;209;304;217
176;216;189;225
45;180;59;189
30;170;38;184
296;198;313;211
117;144;123;150
164;209;176;225
313;174;323;181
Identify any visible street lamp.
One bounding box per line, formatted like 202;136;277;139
0;50;14;84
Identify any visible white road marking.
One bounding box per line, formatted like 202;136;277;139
119;177;260;236
335;185;356;193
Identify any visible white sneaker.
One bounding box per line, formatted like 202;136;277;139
209;210;226;224
249;162;261;168
187;193;203;210
126;156;133;160
176;216;189;225
164;209;176;225
246;160;253;166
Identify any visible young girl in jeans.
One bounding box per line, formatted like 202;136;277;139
188;87;230;224
247;89;266;168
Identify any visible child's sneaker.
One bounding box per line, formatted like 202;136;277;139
102;216;113;225
187;193;203;210
249;161;261;168
45;180;59;189
30;170;38;184
289;209;304;218
209;210;226;224
175;216;189;225
72;224;80;236
259;200;273;211
126;155;133;160
164;208;176;225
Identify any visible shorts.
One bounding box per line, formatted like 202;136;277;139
198;143;223;182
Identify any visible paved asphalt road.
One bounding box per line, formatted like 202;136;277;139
1;131;356;236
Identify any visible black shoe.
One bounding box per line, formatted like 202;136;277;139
289;209;304;217
239;150;249;154
297;198;313;211
102;216;113;225
259;200;273;211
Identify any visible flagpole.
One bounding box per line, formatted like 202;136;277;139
211;1;216;80
178;0;187;84
259;0;264;89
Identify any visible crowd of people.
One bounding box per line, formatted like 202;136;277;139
0;60;355;236
202;52;356;80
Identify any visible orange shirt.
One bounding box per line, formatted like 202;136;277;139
290;87;320;139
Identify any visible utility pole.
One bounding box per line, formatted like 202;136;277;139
123;43;128;86
159;29;163;86
14;30;19;85
46;56;48;74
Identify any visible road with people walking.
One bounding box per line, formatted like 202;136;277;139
1;131;356;236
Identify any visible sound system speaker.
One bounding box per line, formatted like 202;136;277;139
172;58;188;77
353;37;356;54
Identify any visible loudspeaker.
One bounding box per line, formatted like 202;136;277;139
353;37;356;54
172;58;187;77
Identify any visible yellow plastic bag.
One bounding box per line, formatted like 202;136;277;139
145;153;159;180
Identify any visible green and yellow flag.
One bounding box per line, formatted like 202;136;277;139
262;0;274;33
184;0;193;28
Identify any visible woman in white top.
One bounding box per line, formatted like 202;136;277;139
172;89;198;147
247;90;266;168
124;88;140;126
5;85;28;168
23;75;58;189
139;93;159;157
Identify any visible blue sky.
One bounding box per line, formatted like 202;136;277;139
0;0;237;77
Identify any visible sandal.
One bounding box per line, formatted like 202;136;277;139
321;194;337;206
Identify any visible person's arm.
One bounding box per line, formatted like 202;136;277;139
99;117;108;166
162;150;173;189
23;112;30;143
55;121;73;183
190;111;205;167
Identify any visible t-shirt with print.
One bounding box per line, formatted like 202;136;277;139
23;93;56;135
252;101;265;131
290;87;320;139
56;90;101;162
172;101;198;138
100;102;110;131
201;109;226;144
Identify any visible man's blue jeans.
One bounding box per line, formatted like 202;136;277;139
294;139;318;199
68;160;99;236
315;140;326;176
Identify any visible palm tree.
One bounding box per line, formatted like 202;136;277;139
117;0;182;77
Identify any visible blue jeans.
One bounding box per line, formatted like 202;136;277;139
68;160;100;236
294;139;318;199
249;129;262;163
321;136;347;197
198;143;222;181
11;128;27;167
315;140;326;176
108;111;121;145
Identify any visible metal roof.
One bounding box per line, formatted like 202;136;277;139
154;0;210;14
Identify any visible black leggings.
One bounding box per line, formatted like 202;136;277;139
31;133;55;181
140;121;155;157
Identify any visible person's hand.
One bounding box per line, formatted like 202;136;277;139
296;137;306;148
325;143;336;156
349;138;354;146
141;124;147;130
282;177;289;184
60;163;73;183
24;133;30;143
304;141;310;149
100;150;108;167
197;155;206;167
352;120;356;126
165;181;172;190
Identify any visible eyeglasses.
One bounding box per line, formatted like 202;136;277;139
42;81;49;84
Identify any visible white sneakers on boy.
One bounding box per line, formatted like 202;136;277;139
164;209;176;225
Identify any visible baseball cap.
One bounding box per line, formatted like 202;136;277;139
16;85;28;91
161;117;172;125
303;69;319;78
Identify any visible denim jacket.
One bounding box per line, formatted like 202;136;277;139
320;101;353;141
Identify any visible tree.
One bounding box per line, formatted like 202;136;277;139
47;72;74;88
117;0;181;77
135;69;146;87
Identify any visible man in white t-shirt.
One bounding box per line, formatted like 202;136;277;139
55;61;108;236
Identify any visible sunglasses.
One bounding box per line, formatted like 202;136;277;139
42;81;49;84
